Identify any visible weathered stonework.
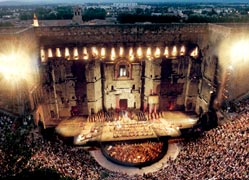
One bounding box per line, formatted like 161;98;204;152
0;23;249;125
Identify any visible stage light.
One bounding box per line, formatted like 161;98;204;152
100;47;106;59
48;48;53;58
172;46;177;57
73;47;79;60
56;48;61;57
65;47;70;60
0;46;38;86
82;47;89;60
231;40;249;64
119;47;124;57
110;47;116;61
40;48;45;62
137;47;143;59
164;46;169;58
91;46;98;58
228;65;233;70
180;45;185;56
190;47;198;57
154;47;161;58
129;47;134;61
146;47;152;60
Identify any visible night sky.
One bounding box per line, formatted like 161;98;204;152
0;0;249;3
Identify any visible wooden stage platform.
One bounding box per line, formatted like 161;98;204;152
55;111;198;145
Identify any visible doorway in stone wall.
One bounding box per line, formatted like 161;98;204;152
119;99;128;110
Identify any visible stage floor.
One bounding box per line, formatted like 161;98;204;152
55;111;198;145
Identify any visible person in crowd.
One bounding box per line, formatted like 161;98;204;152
0;98;248;179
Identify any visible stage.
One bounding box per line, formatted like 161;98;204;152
55;111;198;145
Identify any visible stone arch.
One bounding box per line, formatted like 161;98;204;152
115;59;132;79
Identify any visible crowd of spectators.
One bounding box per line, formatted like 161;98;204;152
0;111;36;177
0;97;248;179
147;111;248;179
0;112;18;176
0;112;15;139
234;98;249;113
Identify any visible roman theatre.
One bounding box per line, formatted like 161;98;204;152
1;22;248;168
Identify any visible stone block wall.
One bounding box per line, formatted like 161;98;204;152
85;60;102;114
103;61;142;110
2;23;249;122
35;24;208;47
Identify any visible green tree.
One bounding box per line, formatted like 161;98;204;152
35;7;51;20
135;8;144;15
56;6;73;19
20;12;33;20
32;6;73;20
82;8;106;21
117;13;181;24
186;15;210;23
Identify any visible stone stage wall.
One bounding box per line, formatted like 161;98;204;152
34;24;209;47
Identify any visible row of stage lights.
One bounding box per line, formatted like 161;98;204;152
41;46;199;62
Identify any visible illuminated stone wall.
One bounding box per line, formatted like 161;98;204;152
85;60;102;114
103;61;142;110
203;23;249;107
143;59;161;112
33;24;210;118
2;23;249;123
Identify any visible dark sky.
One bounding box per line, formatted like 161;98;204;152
0;0;248;3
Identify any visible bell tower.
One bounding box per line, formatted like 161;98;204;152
72;6;83;25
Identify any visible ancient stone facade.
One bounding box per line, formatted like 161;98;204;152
39;44;203;118
0;23;249;124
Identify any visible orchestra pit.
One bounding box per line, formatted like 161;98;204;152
55;110;197;168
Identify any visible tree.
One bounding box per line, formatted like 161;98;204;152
135;8;144;15
20;12;33;20
83;8;106;21
117;13;181;24
56;6;73;19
